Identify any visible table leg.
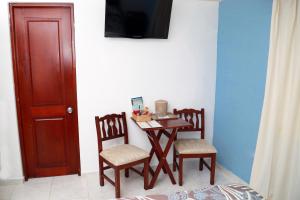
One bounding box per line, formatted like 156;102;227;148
148;130;167;174
147;128;178;188
148;166;155;176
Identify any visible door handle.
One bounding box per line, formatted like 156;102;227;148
67;106;73;114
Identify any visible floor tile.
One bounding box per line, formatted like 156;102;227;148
0;161;245;200
50;175;88;200
0;185;16;200
11;180;51;200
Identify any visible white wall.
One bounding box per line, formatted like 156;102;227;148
0;0;219;179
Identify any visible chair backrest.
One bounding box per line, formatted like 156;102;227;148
173;108;205;139
95;112;128;152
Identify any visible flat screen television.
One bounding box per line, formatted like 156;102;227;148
105;0;173;39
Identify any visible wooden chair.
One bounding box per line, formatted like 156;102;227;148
95;112;149;198
172;108;217;186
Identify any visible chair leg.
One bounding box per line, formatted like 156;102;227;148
144;159;149;190
199;158;204;171
115;169;121;198
179;156;183;186
99;157;104;186
210;154;216;185
173;146;176;172
125;169;130;178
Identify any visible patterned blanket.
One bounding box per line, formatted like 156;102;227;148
116;184;264;200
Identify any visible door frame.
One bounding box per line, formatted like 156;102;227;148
9;3;81;180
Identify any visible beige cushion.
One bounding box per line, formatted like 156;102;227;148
174;139;217;154
100;144;149;166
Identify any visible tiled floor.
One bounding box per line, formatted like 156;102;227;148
0;161;245;200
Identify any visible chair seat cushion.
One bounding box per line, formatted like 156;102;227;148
100;144;149;166
174;139;217;154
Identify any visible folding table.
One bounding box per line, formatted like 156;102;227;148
132;118;192;188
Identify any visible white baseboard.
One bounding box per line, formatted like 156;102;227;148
0;163;247;187
0;177;24;186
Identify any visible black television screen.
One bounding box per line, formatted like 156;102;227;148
105;0;173;39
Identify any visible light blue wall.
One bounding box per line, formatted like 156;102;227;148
213;0;273;182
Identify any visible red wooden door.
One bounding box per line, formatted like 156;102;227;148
10;3;80;179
